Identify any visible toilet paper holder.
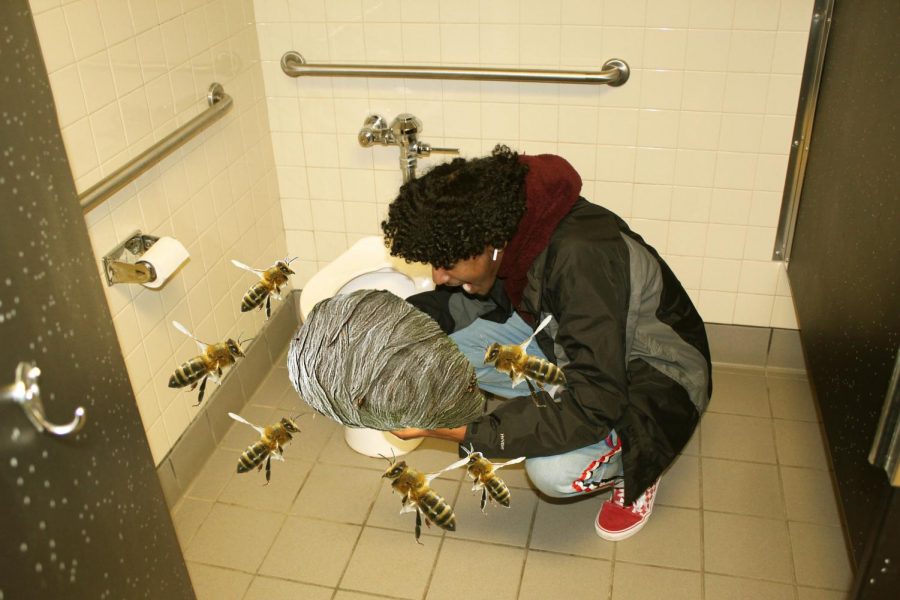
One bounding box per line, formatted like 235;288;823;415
102;230;160;286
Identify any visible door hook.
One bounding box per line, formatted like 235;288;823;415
1;362;86;437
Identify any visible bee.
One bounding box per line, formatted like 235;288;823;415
232;257;297;319
168;321;247;405
442;445;526;512
483;314;566;407
381;457;457;544
229;412;300;483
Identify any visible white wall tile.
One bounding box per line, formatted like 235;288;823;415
602;0;646;27
668;221;707;256
734;293;774;327
688;0;734;28
771;295;799;328
681;71;725;112
671;186;711;222
698;289;736;324
635;147;676;184
595;146;636;183
643;28;688;70
710;188;751;225
674;149;716;188
706;223;747;259
702;258;740;291
779;0;816;31
685;30;730;72
640;70;684;110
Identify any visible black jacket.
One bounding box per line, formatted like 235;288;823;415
409;199;712;503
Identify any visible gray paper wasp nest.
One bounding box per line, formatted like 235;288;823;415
288;289;485;430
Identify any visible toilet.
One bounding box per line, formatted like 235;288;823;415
298;235;435;457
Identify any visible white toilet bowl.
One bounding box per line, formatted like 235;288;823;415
298;235;435;457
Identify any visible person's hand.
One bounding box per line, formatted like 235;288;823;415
391;425;467;443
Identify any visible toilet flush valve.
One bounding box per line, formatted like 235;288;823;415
358;113;458;182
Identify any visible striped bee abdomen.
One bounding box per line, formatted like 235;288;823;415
241;282;269;312
169;358;209;388
523;356;566;385
237;442;269;473
485;477;512;506
418;492;456;531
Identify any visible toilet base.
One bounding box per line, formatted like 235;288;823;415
343;426;423;458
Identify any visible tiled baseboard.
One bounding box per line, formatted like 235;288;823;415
156;297;806;507
706;323;807;373
156;291;301;508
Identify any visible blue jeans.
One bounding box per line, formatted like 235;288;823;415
450;313;624;498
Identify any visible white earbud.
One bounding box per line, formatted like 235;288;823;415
492;248;499;261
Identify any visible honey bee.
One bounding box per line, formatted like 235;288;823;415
231;257;296;319
381;457;457;544
442;445;526;512
168;321;246;405
483;314;566;407
229;412;300;483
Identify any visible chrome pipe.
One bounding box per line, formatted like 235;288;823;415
281;51;630;87
79;83;233;215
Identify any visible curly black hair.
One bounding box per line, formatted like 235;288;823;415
381;145;529;268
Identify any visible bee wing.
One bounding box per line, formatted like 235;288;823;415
231;259;264;275
518;314;554;350
491;456;526;470
434;457;470;478
172;320;207;353
227;412;265;435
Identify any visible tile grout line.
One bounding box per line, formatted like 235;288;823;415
698;425;706;600
513;490;541;600
766;371;801;594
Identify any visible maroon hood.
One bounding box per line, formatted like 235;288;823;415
498;154;582;316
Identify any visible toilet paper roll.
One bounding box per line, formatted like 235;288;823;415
137;236;190;289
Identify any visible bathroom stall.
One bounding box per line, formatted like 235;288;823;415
6;0;894;597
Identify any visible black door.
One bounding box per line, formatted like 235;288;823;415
0;4;194;598
786;1;899;598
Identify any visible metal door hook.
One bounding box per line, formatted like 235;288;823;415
1;362;86;437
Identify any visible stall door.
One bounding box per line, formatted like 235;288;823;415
0;3;194;598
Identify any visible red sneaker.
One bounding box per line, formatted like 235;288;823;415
594;479;659;541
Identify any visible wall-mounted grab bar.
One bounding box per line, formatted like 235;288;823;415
281;51;630;87
79;83;233;216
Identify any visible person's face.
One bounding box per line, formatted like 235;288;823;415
431;247;502;296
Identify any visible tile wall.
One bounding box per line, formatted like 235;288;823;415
255;0;814;329
29;0;289;464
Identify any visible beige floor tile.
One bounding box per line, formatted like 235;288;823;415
185;447;243;501
340;527;440;599
518;550;612;600
657;454;700;509
450;478;538;547
701;413;777;463
529;494;613;560
796;587;850;600
708;369;770;418
249;368;296;407
704;511;794;583
426;539;526;600
789;522;853;591
616;505;702;570
318;425;399;470
702;458;785;518
218;455;313;513
612;562;701;600
704;573;795;600
243;576;332;600
184;503;285;571
186;562;252;600
774;420;830;469
366;473;460;539
291;463;382;524
781;466;842;525
768;374;819;422
682;426;701;455
334;591;403;600
171;496;213;549
293;413;341;461
258;516;361;587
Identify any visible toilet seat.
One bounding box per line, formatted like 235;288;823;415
299;236;433;321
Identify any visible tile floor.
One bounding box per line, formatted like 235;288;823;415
171;357;854;600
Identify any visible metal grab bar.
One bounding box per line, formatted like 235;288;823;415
280;51;630;87
79;83;233;215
